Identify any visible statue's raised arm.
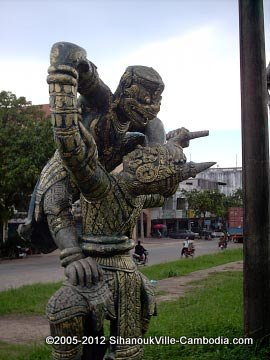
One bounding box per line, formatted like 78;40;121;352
48;49;111;201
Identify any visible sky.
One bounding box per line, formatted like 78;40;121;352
1;0;269;168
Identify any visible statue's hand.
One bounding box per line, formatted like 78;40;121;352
166;128;209;149
64;257;103;287
165;139;186;164
50;42;87;68
166;127;190;148
49;42;97;93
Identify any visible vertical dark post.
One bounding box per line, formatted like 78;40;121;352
239;0;270;338
140;211;144;241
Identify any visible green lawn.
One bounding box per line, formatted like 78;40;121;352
145;272;247;360
0;282;62;316
1;270;270;360
0;248;243;316
0;248;255;360
0;343;50;360
140;248;243;280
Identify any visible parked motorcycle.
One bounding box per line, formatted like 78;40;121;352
132;250;149;265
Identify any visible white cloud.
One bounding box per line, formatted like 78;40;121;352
0;59;49;105
100;27;241;132
0;26;241;134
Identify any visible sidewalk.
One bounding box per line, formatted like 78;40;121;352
0;260;243;344
157;260;243;302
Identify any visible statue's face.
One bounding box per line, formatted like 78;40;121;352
115;66;164;130
118;82;163;128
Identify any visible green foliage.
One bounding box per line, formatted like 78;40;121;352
225;188;243;208
182;189;227;219
0;91;55;226
182;188;243;222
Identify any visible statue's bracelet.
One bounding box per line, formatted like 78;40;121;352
60;247;84;267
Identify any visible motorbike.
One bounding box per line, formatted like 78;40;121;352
15;245;29;258
132;250;149;265
218;239;228;250
181;245;195;258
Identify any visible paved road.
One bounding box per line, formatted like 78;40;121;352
0;238;242;291
143;237;241;265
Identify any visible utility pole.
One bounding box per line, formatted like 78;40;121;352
239;0;270;338
140;211;144;241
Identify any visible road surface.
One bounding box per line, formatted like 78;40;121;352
0;238;242;291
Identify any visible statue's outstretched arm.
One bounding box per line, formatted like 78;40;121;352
120;132;215;198
166;128;209;148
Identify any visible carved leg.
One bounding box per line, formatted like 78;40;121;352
49;317;84;360
47;282;114;360
104;270;146;360
47;286;87;360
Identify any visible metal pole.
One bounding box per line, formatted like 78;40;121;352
239;0;270;338
140;211;144;241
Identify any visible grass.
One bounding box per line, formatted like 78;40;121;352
143;271;270;360
1;270;270;360
140;248;243;280
0;343;50;360
0;249;242;316
0;282;62;316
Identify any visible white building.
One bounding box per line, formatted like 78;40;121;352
149;167;242;233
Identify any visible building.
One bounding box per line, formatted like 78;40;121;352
149;167;242;234
196;167;242;196
37;104;51;118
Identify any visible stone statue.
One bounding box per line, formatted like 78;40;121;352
19;42;215;360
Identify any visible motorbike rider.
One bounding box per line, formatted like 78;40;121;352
181;239;190;257
218;231;228;249
134;241;148;262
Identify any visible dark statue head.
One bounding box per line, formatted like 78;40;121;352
114;66;165;130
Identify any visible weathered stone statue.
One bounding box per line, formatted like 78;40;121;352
19;42;214;360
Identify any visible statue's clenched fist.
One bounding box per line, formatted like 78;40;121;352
64;257;103;287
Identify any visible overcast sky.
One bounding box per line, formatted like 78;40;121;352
1;0;269;167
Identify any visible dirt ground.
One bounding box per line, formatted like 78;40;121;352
0;261;243;344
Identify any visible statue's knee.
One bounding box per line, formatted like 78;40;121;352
47;285;88;359
47;285;89;324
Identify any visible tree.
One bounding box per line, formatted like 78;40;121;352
225;188;243;208
0;91;55;242
182;189;227;227
182;188;243;229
